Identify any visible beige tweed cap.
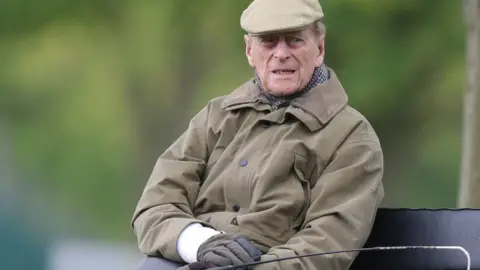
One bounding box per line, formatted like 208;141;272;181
240;0;324;35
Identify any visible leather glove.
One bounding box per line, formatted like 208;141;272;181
197;233;263;267
177;262;217;270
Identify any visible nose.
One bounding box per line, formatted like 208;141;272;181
273;40;290;61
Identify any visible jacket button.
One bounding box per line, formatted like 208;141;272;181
232;205;240;212
240;159;248;167
231;217;238;225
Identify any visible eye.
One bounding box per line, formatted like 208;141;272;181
285;36;304;47
288;36;303;44
258;36;278;47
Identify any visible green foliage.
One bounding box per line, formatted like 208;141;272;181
1;0;467;240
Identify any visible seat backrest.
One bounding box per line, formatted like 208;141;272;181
350;208;480;270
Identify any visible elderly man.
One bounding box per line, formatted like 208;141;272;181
132;0;384;269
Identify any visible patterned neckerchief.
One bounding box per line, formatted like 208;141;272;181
254;64;330;108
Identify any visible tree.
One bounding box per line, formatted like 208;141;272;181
459;0;480;207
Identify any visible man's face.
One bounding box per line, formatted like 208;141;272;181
244;25;325;96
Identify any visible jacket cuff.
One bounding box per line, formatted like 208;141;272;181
177;223;221;263
161;218;216;262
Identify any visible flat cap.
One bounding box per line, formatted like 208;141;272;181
240;0;324;35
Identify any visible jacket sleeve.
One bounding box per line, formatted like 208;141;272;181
131;103;218;263
254;133;384;270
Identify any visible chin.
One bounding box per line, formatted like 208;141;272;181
267;85;299;96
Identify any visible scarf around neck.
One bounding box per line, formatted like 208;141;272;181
254;63;330;108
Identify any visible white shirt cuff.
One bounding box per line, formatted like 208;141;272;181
177;223;221;263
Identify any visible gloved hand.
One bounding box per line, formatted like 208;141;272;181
197;233;263;267
177;262;217;270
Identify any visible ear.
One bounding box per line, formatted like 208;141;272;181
244;34;255;68
315;34;326;67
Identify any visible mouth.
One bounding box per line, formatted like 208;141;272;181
272;69;296;75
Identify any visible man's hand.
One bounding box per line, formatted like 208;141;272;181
177;262;217;270
197;234;262;267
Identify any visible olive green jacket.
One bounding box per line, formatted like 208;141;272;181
132;69;384;269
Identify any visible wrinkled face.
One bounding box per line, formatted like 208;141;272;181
244;25;325;96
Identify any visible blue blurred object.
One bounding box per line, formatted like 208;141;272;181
0;212;48;270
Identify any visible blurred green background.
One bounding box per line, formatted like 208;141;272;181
0;0;468;269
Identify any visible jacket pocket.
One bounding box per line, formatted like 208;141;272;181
245;149;311;242
290;153;312;230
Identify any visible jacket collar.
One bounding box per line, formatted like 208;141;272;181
221;68;348;131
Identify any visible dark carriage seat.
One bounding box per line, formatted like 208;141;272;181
350;208;480;269
136;208;480;269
